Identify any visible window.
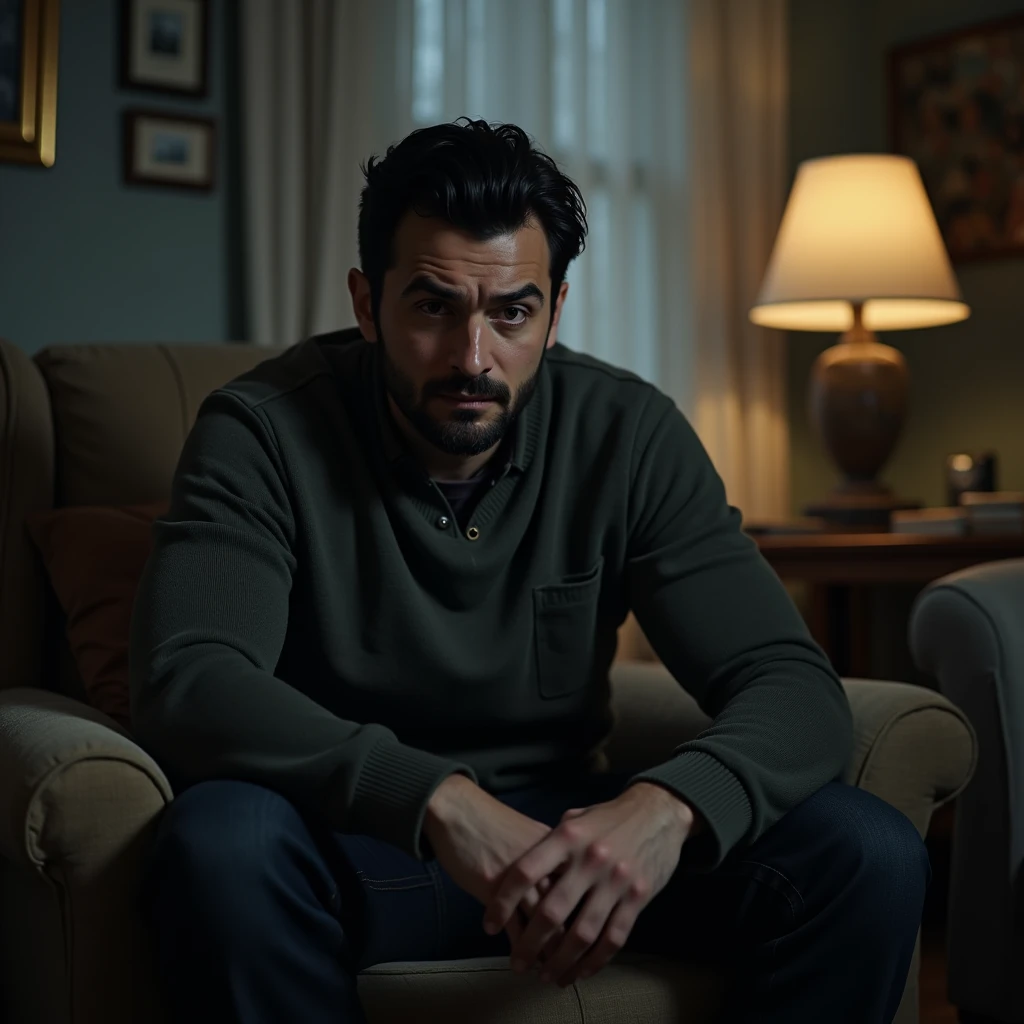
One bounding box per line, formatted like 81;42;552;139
408;0;662;383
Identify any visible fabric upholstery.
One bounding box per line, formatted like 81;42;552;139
0;688;173;1024
0;338;285;698
0;688;172;869
911;559;1024;1022
357;954;724;1023
27;503;167;727
0;338;978;1024
34;343;287;508
0;339;54;691
841;678;978;839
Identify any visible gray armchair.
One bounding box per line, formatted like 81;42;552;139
912;558;1024;1024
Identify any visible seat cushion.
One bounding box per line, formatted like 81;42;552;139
357;954;724;1023
27;502;166;727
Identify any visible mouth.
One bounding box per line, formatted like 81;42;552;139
436;393;497;409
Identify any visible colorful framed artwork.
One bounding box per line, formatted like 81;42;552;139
0;0;60;166
123;109;215;192
889;14;1024;262
121;0;209;98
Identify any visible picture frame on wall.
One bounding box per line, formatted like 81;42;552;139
889;13;1024;262
121;0;208;97
0;0;60;166
123;109;215;192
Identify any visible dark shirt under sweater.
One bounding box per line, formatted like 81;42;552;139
434;434;512;527
129;327;853;867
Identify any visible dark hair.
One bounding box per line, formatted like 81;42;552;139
357;118;587;327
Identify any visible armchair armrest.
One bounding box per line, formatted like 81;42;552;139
0;688;173;1024
842;678;975;838
909;559;1024;1020
0;687;172;868
606;663;976;839
910;560;1024;846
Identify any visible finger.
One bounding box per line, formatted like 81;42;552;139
561;807;586;821
484;834;574;935
505;904;527;945
492;884;540;943
541;865;632;985
570;890;645;983
538;928;563;965
486;876;545;937
520;886;542;914
523;882;564;965
510;843;612;972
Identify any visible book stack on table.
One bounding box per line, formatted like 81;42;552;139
891;507;968;535
960;492;1024;535
891;492;1024;536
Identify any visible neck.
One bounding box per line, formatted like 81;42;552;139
386;394;503;481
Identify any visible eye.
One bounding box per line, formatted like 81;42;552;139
495;306;528;325
419;300;449;316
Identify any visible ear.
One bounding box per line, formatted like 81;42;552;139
348;268;378;342
545;281;570;349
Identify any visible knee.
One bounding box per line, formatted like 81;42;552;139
144;780;316;921
806;784;931;914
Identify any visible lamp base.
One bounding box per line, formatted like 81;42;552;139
806;302;917;530
804;483;921;529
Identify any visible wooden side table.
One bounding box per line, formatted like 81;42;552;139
754;533;1024;676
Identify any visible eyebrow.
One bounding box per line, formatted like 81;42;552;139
399;274;545;307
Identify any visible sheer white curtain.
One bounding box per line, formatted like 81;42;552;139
687;0;790;519
241;0;789;517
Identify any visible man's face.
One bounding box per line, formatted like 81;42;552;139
352;212;567;457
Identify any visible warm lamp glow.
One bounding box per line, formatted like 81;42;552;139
750;154;970;332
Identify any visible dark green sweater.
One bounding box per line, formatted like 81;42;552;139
130;327;852;867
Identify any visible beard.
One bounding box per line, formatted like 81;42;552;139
378;332;545;457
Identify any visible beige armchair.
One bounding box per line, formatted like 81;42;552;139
0;336;977;1024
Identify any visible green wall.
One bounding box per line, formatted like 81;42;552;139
0;0;244;354
788;0;1024;511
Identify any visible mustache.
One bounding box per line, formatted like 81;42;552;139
423;375;511;403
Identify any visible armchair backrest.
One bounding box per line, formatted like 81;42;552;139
0;338;285;692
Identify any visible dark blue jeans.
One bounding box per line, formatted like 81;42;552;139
142;774;929;1023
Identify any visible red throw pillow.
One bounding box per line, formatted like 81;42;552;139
28;502;169;729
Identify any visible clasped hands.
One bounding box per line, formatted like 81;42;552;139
424;774;697;989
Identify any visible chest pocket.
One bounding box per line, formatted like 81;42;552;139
533;558;604;699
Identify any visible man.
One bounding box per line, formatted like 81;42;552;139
132;119;929;1024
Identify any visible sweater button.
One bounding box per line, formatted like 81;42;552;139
436;515;450;529
466;526;480;541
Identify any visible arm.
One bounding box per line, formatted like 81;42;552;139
129;390;472;859
625;395;853;868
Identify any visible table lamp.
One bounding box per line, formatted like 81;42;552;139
750;154;970;527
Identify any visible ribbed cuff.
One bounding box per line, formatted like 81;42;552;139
630;750;752;870
347;741;477;859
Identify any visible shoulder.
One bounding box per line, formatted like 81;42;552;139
215;326;365;414
544;342;677;435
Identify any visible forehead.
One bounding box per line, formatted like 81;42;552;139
390;212;550;288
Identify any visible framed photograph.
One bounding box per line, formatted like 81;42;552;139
889;14;1024;262
0;0;60;166
121;0;208;97
123;109;215;191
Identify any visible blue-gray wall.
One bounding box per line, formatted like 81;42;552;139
788;0;1024;510
0;0;242;354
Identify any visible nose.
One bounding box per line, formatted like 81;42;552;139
448;314;493;379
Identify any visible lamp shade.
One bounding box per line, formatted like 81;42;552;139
750;154;969;332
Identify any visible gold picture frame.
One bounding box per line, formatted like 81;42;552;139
0;0;61;167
